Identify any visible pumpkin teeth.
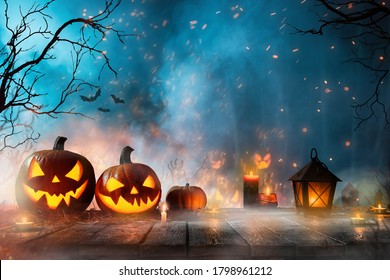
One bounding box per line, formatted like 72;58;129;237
133;197;139;207
22;180;88;209
97;192;160;214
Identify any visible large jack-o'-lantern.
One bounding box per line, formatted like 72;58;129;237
15;136;96;213
95;146;161;214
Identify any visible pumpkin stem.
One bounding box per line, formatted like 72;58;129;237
120;146;134;164
53;136;67;150
185;183;190;187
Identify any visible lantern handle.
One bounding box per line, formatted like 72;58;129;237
310;148;329;169
120;146;134;164
310;148;318;160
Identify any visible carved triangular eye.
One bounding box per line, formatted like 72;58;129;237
28;158;45;179
106;177;125;192
65;161;83;181
143;175;155;189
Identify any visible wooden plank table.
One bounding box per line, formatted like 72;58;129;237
1;208;389;260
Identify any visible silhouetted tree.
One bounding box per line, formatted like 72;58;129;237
0;0;128;151
295;0;389;129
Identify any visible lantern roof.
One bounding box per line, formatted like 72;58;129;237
288;148;341;182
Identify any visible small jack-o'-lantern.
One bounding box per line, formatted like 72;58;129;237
166;183;207;210
15;136;96;213
95;146;161;214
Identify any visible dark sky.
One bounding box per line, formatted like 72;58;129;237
1;0;389;206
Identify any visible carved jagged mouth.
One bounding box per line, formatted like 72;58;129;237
97;192;160;214
23;181;89;210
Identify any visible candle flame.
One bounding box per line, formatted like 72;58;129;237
249;170;253;176
161;203;167;212
378;204;382;208
22;217;27;223
265;187;270;196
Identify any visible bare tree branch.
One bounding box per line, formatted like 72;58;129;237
0;0;135;151
292;0;390;129
0;106;40;152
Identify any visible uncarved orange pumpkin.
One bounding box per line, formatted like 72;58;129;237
15;136;96;213
166;183;207;210
95;146;161;214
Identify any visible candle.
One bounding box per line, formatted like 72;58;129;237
374;204;386;214
160;203;167;227
243;171;259;184
15;217;33;231
258;192;278;207
350;214;365;225
243;171;259;207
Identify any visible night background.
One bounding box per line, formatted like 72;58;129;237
1;0;389;208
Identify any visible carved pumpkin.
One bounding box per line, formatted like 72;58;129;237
166;183;207;210
15;136;96;212
95;146;161;214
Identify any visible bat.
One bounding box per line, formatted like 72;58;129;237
98;107;110;112
111;94;125;104
80;88;101;102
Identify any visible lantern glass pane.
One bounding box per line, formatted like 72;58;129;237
293;182;303;207
308;182;331;207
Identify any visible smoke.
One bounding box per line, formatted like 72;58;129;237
1;0;389;208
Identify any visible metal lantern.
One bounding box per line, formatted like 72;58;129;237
289;148;341;211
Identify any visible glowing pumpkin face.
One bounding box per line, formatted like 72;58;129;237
15;136;96;212
95;146;161;214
